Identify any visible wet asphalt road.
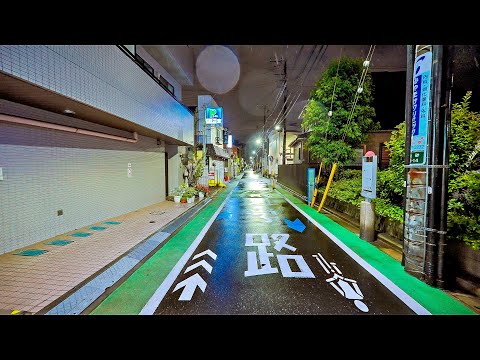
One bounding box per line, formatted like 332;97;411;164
154;171;415;315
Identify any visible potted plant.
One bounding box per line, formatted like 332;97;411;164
201;185;211;197
184;187;196;203
171;187;184;203
195;184;204;199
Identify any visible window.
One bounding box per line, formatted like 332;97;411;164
143;61;154;76
135;53;144;66
167;83;175;96
123;45;135;55
159;75;175;96
134;53;154;76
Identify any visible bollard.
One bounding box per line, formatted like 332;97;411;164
360;200;376;242
360;153;377;242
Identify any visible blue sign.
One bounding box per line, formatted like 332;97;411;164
205;107;223;125
307;168;315;204
410;51;432;165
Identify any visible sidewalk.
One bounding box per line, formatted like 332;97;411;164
0;197;204;314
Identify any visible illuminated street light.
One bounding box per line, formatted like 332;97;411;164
252;151;255;154
275;124;281;131
256;138;261;144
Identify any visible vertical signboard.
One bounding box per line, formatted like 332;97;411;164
404;45;433;276
361;155;377;199
410;51;432;165
306;168;315;205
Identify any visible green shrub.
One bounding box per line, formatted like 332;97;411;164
317;92;480;248
319;171;403;222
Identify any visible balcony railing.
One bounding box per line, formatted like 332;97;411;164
116;45;193;115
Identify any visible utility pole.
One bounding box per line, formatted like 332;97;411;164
403;45;454;288
282;60;288;165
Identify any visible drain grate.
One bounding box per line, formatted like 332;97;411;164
89;226;107;231
14;249;48;256
70;232;92;237
104;221;121;225
149;211;166;216
46;240;73;246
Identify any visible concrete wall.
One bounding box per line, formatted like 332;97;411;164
166;145;186;195
0;45;193;145
141;45;194;87
364;130;393;168
0;121;166;254
135;45;182;101
166;45;194;85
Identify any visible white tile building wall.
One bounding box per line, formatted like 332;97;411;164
0;45;193;145
0;121;166;254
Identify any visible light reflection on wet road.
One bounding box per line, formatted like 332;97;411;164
154;171;416;315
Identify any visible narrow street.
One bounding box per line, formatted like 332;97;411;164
143;171;426;315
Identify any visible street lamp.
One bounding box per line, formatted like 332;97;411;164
256;138;261;144
275;124;281;131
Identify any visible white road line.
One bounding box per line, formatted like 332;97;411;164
313;255;330;274
318;252;333;270
278;191;431;315
331;263;343;275
139;183;238;315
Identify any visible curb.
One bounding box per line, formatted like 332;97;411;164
39;193;219;315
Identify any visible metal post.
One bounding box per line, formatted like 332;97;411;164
282;60;287;165
402;45;415;266
263;106;266;177
436;45;454;288
424;45;443;285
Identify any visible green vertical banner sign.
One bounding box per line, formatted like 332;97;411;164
307;168;315;204
410;51;432;165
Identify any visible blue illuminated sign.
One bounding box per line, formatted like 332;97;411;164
205;107;223;125
410;51;432;165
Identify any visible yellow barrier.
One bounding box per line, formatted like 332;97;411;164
317;163;337;212
310;162;323;207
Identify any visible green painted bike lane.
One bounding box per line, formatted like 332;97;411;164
91;181;239;315
91;175;475;315
276;186;475;315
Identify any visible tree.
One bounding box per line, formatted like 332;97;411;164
302;56;379;166
447;92;480;250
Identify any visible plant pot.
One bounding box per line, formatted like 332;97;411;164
198;192;204;199
174;195;181;203
187;196;195;204
180;198;187;203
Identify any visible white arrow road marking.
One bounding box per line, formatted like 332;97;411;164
173;273;207;301
193;249;217;261
140;183;237;314
185;260;213;274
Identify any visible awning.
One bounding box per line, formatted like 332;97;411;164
289;131;310;148
206;143;230;159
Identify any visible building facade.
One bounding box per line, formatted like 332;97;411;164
0;45;193;254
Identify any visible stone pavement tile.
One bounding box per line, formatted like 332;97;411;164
0;199;199;313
